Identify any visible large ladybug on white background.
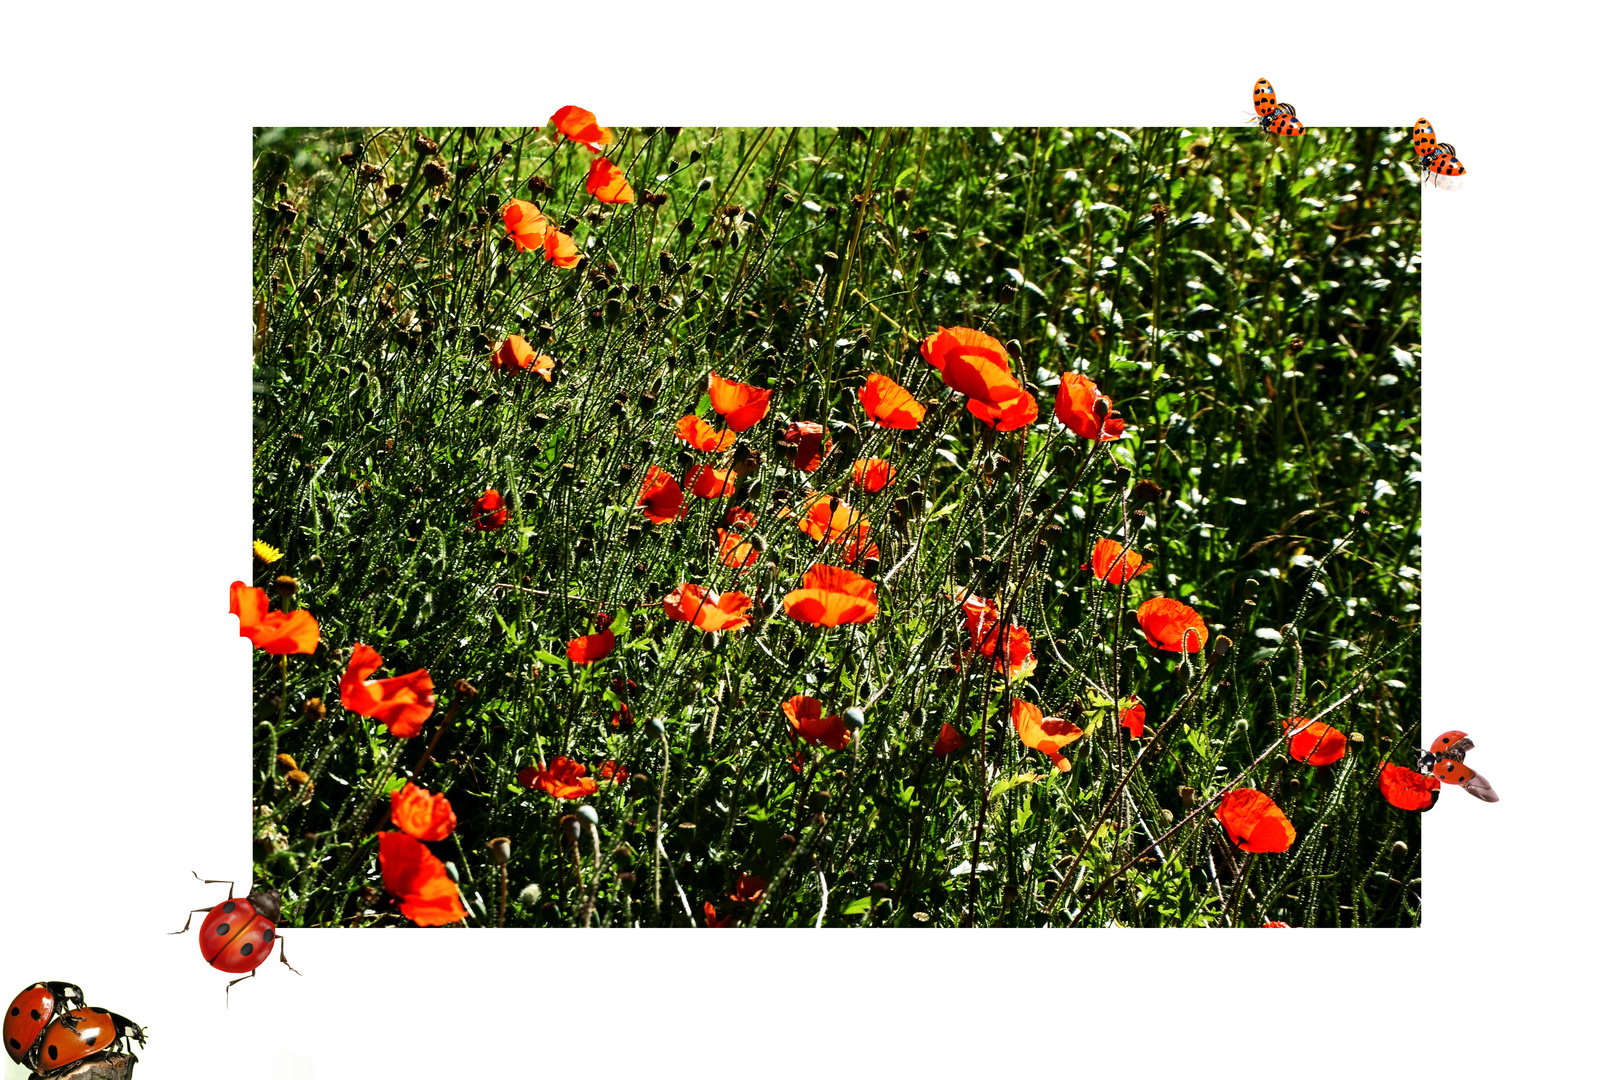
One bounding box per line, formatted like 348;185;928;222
33;1006;144;1078
171;874;300;1001
5;981;82;1070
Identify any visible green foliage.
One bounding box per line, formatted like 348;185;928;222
249;123;1422;928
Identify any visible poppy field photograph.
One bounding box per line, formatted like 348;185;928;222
241;116;1429;930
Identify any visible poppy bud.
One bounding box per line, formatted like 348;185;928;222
1212;635;1231;658
1243;578;1260;600
843;706;865;730
518;883;541;905
1159;808;1175;826
487;837;511;865
1391;840;1408;859
1175;659;1191;684
678;216;694;236
443;861;460;883
274;575;299;596
1288;777;1301;792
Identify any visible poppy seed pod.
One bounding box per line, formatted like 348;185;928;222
1212;635;1231;658
576;804;599;828
487;837;511;864
843;706;865;730
1391;840;1408;858
649;717;666;735
562;817;581;843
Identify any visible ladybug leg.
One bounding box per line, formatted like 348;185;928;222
276;935;302;977
224;968;256;1006
191;870;237;900
169;906;218;934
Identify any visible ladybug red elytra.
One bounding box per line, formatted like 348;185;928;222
5;981;83;1071
34;1006;144;1079
171;873;300;1002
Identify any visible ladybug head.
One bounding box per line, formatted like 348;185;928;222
1415;748;1437;774
247;890;283;924
47;982;85;1008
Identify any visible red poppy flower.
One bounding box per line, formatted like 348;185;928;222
489;335;555;381
377;831;467;927
1379;762;1441;811
518;756;600;800
340;643;437;738
1215;788;1296;853
472;489;508;531
503;199;552;253
542;227;581;269
920;326;1024;405
1262;921;1292;928
717;529;759;570
1011;698;1083;772
1136;597;1208;653
228;581;319;655
585;156;635;205
550;105;613;153
783;563;879;627
675;414;737;453
610;702;634;728
966;388;1038;431
638;465;686;523
851;458;893;492
794;494;877;564
599;760;629;784
1054;372;1126;441
662;583;753;631
1092;539;1151;585
684;463;739;500
726;507;756;528
390;782;457;842
1288;719;1347;766
729;872;767;903
784;421;826;472
708;372;773;432
932;721;965;756
566;630;616;664
958;593;1037;678
1119;695;1146;739
703;901;734;928
859;372;926;429
781;695;851;750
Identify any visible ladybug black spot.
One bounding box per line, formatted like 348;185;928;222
48;1046;58;1060
30;1009;41;1020
240;943;254;957
8;1006;17;1016
217;922;232;936
85;1034;98;1047
91;1009;106;1015
8;1038;20;1050
263;928;275;942
222;901;236;913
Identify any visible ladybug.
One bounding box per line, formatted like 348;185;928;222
1251;78;1305;138
172;874;300;1001
1411;118;1466;182
5;982;83;1070
34;1006;144;1078
1417;730;1499;802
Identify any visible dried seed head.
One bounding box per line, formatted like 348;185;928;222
1286;337;1306;355
1212;635;1232;659
487;837;511;864
1150;203;1170;225
274;575;299;596
304;697;326;721
455;679;479;698
276;753;300;771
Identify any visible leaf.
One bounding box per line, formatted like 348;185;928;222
535;650;567;667
609;607;630;636
988;770;1043;799
842;896;873;916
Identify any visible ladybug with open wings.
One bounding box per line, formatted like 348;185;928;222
1252;78;1305;138
1418;730;1499;802
1411;118;1466;183
172;873;300;1002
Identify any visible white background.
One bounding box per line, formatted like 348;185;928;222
2;3;1613;1077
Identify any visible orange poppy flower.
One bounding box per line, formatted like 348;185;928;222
703;901;734;928
1215;788;1296;853
794;494;878;564
1011;697;1083;772
550;105;613;153
726;506;757;528
1119;695;1146;739
729;872;768;903
1092;538;1150;585
662;583;753;631
228;581;319;655
1054;372;1126;441
684;463;739;500
638;465;686;524
1378;762;1441;811
851;458;893;492
859;372;926;429
1287;719;1347;766
958;593;1037;678
377;831;467;927
518;756;599;800
707;372;773;432
566;630;616;664
390;782;457;842
781;695;851;751
1262;921;1292;928
599;760;629;784
784;420;826;472
472;489;508;531
489;334;555;381
920;326;1024;405
503;199;552;253
783;563;879;627
932;721;965;756
340;643;437;738
542;227;581;269
1136;597;1208;653
717;529;759;570
966;388;1038;431
585;156;635;205
675;414;737;453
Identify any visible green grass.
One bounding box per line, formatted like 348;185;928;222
249;122;1422;928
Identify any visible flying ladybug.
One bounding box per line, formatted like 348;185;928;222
1419;730;1498;802
1411;118;1466;184
1251;78;1305;138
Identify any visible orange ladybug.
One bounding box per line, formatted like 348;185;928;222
1418;730;1498;802
1251;78;1305;137
34;1006;144;1076
4;982;82;1071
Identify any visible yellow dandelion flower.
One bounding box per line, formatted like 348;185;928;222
253;539;284;564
